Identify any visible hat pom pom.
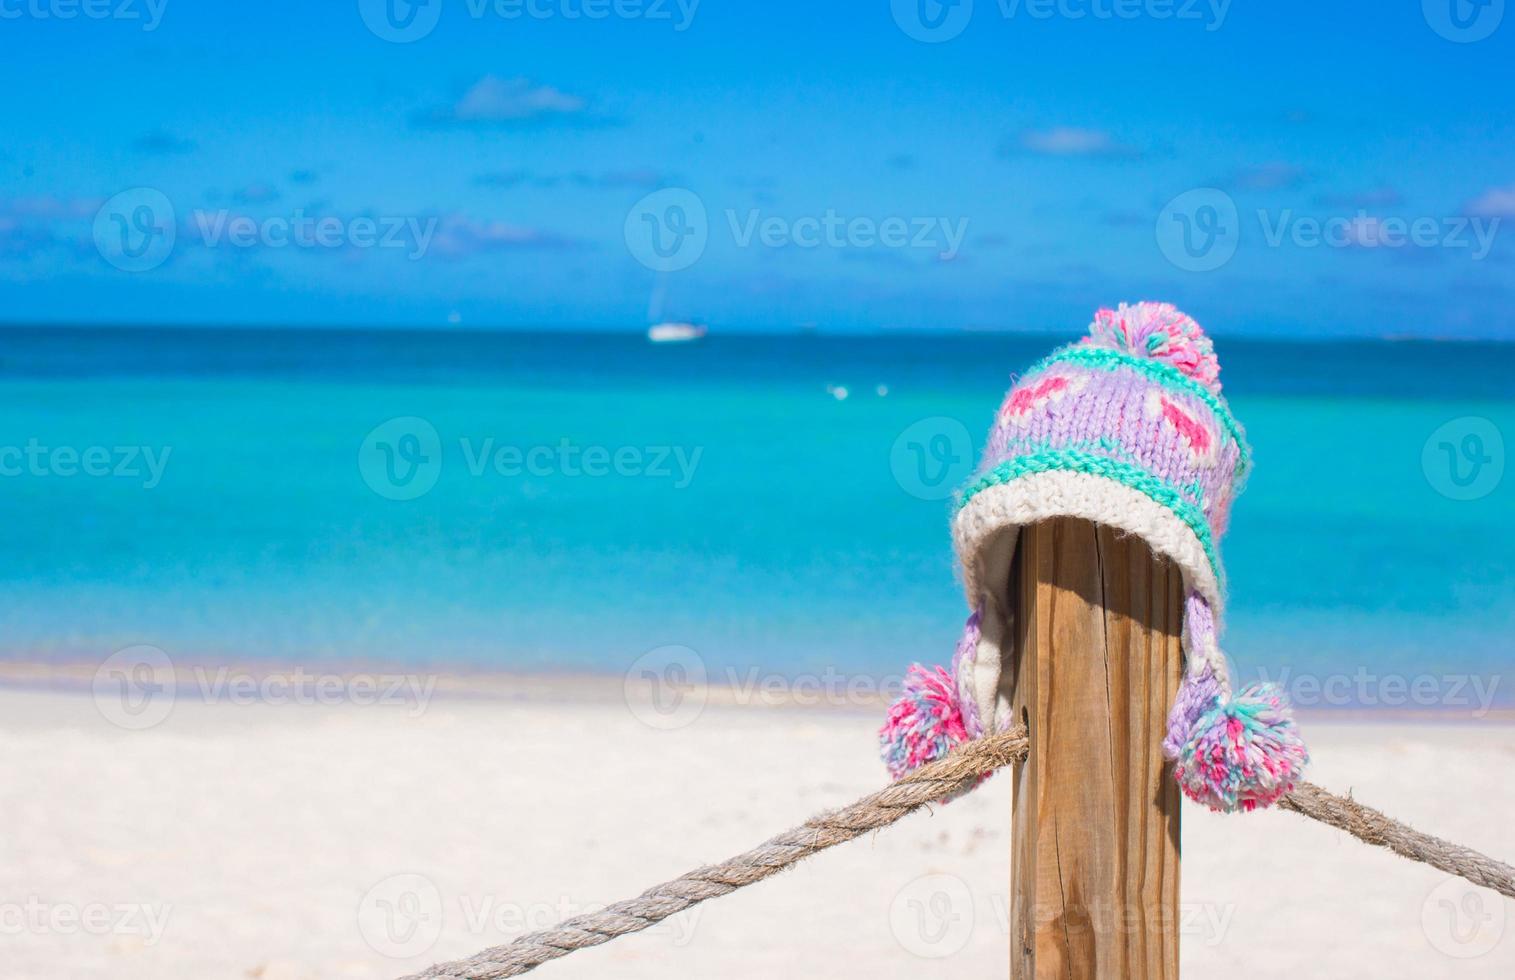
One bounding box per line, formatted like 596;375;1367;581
1171;682;1308;812
880;663;972;782
1085;302;1222;393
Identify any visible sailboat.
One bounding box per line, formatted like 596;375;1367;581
645;275;706;343
648;321;708;343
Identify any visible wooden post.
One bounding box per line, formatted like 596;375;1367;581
1009;517;1183;979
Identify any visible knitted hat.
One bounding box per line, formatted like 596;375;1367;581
880;302;1307;812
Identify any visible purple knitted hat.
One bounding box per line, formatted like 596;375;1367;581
880;302;1307;813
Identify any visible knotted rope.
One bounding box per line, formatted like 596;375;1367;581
403;726;1515;979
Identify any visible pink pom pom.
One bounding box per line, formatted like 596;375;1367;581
1084;302;1222;393
1171;683;1308;813
879;663;972;782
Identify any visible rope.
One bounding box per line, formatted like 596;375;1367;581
401;726;1029;980
402;726;1515;979
1279;782;1515;899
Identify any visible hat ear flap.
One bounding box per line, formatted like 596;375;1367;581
1165;592;1309;812
950;606;985;739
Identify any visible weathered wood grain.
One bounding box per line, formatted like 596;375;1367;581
1010;518;1183;979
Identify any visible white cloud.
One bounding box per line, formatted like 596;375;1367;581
1341;215;1389;247
1226;162;1308;192
428;215;583;257
1016;127;1138;159
441;76;586;124
1465;183;1515;218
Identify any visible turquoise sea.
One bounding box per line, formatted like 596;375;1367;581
2;327;1511;709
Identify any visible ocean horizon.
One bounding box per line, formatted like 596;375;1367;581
3;325;1511;712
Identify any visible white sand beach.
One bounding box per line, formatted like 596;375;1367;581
3;678;1513;979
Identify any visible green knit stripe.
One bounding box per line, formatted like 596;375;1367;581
957;449;1223;584
1030;344;1251;478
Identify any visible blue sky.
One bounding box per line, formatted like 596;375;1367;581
1;0;1513;337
